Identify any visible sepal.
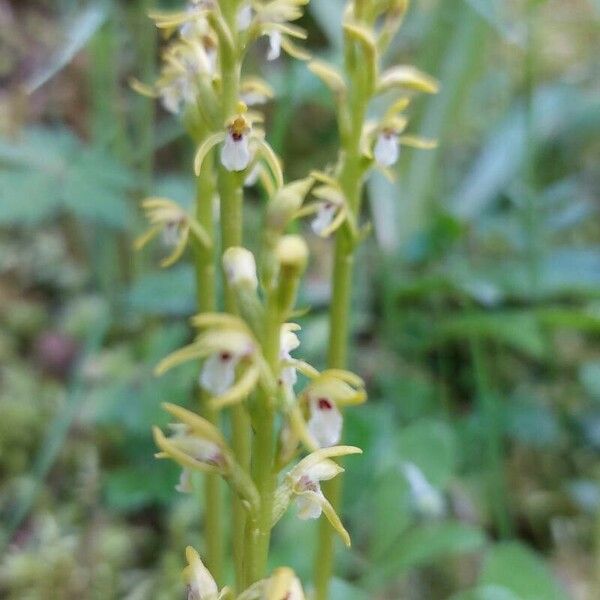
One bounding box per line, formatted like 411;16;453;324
377;65;440;95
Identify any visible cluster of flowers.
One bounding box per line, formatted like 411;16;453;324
134;0;440;597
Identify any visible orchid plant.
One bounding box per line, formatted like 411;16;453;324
135;0;437;597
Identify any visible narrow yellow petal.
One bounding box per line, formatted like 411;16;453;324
305;490;351;547
162;403;226;446
154;341;204;376
194;132;226;176
187;218;212;249
308;60;347;95
209;365;260;410
377;65;440;95
255;138;284;189
289;446;362;481
129;77;158;98
152;427;221;474
399;135;438;149
134;225;161;251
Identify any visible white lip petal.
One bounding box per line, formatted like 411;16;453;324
280;365;297;389
175;468;193;493
295;491;323;520
220;133;252;172
267;30;282;61
307;398;343;448
179;8;207;41
279;328;300;390
310;202;337;236
280;328;300;355
236;3;252;30
161;221;181;247
374;133;400;167
200;352;240;395
160;84;183;114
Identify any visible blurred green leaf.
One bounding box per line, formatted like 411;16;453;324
125;266;196;317
396;419;458;487
329;578;368;600
433;311;547;359
449;86;598;221
25;3;109;93
450;585;521;600
104;463;176;512
463;0;524;46
0;127;134;227
480;542;568;600
366;522;486;586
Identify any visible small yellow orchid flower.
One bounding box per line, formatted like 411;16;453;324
194;108;283;186
135;198;210;267
275;445;362;546
156;314;266;410
155;404;260;511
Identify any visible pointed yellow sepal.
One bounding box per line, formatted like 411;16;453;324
308;60;347;96
377;65;440;95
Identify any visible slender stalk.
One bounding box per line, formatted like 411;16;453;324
215;5;251;589
314;73;366;600
194;154;223;583
247;293;281;584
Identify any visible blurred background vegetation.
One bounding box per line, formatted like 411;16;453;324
0;0;599;598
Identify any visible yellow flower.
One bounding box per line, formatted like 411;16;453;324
156;313;268;410
194;106;283;187
273;445;363;546
135;198;210;267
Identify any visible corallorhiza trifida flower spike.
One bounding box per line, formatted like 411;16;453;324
134;0;438;596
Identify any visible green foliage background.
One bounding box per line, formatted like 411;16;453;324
0;0;599;598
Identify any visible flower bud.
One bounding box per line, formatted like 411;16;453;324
267;178;312;235
276;235;309;275
223;247;258;290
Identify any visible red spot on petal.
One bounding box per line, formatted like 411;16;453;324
317;397;333;410
220;351;232;361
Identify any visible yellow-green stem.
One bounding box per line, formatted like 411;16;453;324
218;167;252;590
247;294;281;585
313;205;357;600
216;11;251;588
314;70;367;600
194;155;223;583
